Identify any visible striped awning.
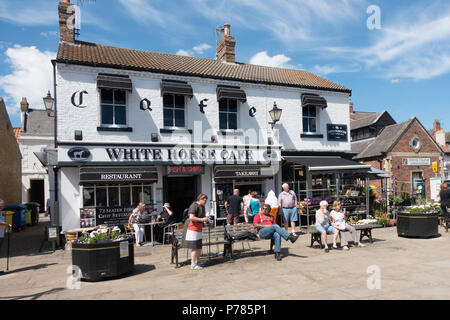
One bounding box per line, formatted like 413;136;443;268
160;80;193;97
301;93;327;109
97;74;132;91
216;86;247;102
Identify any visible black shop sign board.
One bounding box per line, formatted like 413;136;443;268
80;207;133;227
327;124;348;142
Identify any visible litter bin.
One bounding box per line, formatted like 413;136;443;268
24;202;40;225
26;209;32;225
4;204;27;231
2;211;14;233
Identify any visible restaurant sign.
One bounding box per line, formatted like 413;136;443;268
95;207;132;227
167;165;205;175
327;124;348;142
402;158;431;166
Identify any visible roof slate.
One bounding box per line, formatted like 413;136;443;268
56;41;351;94
22;109;54;136
350;111;385;131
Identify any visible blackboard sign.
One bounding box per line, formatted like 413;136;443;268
327;124;348;141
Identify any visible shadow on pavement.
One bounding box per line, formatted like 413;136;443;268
1;263;58;275
0;287;66;300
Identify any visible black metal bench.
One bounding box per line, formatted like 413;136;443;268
224;223;274;259
307;224;383;248
170;225;229;268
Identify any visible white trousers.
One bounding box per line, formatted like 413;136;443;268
133;223;145;243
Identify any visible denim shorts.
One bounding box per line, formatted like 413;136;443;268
316;224;337;234
282;207;298;223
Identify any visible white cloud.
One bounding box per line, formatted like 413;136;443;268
192;43;211;55
176;49;191;56
0;0;56;26
249;51;292;68
0;45;56;115
40;31;58;39
312;64;361;75
391;79;400;84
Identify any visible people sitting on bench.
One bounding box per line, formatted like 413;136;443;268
330;201;365;250
253;203;299;261
315;200;339;253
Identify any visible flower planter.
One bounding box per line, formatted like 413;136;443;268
397;212;439;238
72;238;134;281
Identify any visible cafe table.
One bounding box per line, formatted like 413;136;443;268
138;221;165;246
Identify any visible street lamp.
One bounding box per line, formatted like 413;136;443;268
43;91;55;117
269;101;282;129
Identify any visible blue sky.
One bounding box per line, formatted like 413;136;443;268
1;0;449;131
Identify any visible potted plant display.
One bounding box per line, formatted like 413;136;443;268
397;201;441;238
72;226;135;281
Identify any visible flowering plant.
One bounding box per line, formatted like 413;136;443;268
406;200;440;214
76;226;132;244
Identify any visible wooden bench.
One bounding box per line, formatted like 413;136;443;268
224;223;274;259
170;225;229;268
307;224;383;248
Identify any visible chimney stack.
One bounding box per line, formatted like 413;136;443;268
433;119;442;133
20;97;29;131
216;24;236;63
349;98;354;114
58;0;75;43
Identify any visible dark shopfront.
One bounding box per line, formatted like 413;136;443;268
213;165;276;224
163;165;204;222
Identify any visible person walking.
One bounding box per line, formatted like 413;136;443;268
246;191;260;224
439;182;450;228
278;183;299;236
315;200;339;253
225;189;243;225
330;201;365;250
253;204;299;261
0;199;12;273
182;194;210;270
243;190;252;223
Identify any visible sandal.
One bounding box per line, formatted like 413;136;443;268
191;264;203;270
332;245;338;249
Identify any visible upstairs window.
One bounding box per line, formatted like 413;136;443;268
219;98;238;130
163;94;185;128
100;89;127;126
302;106;317;133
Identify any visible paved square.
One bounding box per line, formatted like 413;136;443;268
1;215;450;300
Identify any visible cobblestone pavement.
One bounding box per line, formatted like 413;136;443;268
1;215;450;300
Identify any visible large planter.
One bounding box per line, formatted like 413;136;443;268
72;238;134;281
397;212;439;238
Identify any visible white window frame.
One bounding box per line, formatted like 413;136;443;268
99;88;128;128
163;93;187;129
219;98;239;130
302;105;319;134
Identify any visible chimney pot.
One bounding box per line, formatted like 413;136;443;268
217;23;236;63
20;97;29;113
434;120;441;132
349;98;354;114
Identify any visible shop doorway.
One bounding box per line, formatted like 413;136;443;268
29;179;45;212
165;176;198;222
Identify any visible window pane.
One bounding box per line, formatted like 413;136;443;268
96;187;107;207
228;113;237;130
164;108;173;127
143;185;152;204
114;90;126;105
120;185;131;208
163;94;173;107
219;99;227;111
175;95;185;109
101;105;113;125
115;105;126;125
131;185;141;207
309;106;316;117
310;118;316;132
303;117;309;132
101;89;113;104
108;187;120;207
219;113;227;130
175;109;185;127
228;99;237;111
83;188;95;207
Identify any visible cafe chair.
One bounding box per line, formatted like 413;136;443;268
163;223;184;244
124;224;135;237
63;231;78;252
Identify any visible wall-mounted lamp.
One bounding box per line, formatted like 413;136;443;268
211;135;218;143
269;101;282;129
43;91;55;117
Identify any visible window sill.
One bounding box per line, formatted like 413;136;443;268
301;133;324;139
160;128;193;134
97;126;133;132
217;130;244;136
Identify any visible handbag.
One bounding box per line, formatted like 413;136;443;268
229;231;259;241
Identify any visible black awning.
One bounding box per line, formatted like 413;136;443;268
97;74;132;91
216;86;247;102
160;80;193;97
80;167;158;185
214;165;273;179
301;93;327;109
284;156;370;174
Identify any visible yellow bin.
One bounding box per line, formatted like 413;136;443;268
26;209;32;225
2;211;14;234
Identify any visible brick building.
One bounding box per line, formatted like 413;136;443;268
351;110;444;201
0;97;22;204
430;120;450;181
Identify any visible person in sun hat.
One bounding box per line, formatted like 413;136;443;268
315;200;339;253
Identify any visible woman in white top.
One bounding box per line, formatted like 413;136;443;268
330;201;366;250
128;202;146;246
243;190;252;223
315;200;339;253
